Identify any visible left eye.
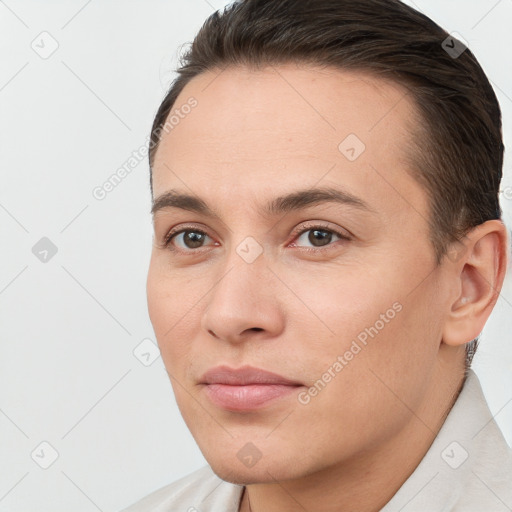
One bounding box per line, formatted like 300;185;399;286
294;228;343;248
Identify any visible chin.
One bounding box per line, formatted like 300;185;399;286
209;462;279;485
211;465;260;485
205;448;312;485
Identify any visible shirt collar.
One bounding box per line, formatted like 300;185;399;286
380;369;512;511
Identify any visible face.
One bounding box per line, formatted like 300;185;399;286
147;64;454;484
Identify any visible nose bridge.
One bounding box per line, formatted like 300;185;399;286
201;237;283;341
212;237;269;309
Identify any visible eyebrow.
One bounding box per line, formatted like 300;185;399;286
150;187;375;218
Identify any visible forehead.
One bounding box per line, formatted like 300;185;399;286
152;64;427;221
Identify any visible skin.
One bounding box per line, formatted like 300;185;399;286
146;64;508;512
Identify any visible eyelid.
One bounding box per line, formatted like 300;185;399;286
160;220;351;253
289;220;352;245
162;223;215;249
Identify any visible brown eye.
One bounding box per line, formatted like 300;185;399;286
167;229;212;250
295;227;344;248
182;231;207;248
308;229;333;247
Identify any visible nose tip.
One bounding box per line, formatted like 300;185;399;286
201;261;284;344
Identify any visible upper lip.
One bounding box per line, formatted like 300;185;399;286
200;365;302;386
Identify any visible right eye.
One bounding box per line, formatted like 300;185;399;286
164;228;216;252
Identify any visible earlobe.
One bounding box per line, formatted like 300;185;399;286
442;220;508;348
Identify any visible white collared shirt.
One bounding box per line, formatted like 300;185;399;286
121;370;512;511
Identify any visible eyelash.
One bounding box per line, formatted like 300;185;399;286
162;222;351;254
162;225;211;251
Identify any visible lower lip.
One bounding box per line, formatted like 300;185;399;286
203;383;300;411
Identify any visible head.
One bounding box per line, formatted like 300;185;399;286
146;0;508;486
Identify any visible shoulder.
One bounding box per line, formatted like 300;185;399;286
382;369;512;511
119;465;244;512
452;370;512;509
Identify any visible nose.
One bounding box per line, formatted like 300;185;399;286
200;249;285;344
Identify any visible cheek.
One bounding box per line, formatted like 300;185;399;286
285;303;435;462
287;265;439;408
146;262;200;369
281;265;396;355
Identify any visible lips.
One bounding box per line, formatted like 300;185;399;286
200;365;303;411
200;365;302;386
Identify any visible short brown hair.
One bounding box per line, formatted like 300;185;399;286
148;0;504;366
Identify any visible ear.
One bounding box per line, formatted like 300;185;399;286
442;219;509;347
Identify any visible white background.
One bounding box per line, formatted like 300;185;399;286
0;1;511;511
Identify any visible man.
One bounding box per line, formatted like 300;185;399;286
123;0;511;510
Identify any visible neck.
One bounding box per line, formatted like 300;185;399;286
240;355;466;512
